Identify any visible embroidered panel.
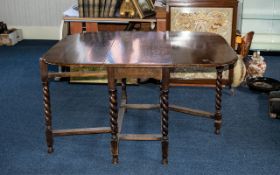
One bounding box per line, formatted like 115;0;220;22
170;7;233;44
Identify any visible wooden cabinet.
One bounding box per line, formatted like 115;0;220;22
64;17;157;35
64;0;159;34
155;7;167;31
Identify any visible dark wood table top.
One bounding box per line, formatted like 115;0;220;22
42;31;237;68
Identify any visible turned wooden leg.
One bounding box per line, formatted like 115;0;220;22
215;67;224;135
40;59;53;153
121;78;127;112
161;68;169;164
42;81;54;153
109;85;118;164
107;68;119;164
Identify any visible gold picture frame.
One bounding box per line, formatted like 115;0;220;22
132;0;155;19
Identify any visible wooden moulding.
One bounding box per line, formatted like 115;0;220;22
64;17;156;23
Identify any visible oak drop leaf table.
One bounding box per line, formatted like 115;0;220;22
40;31;237;164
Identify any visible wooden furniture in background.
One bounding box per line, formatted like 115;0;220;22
40;31;237;164
65;0;158;35
155;7;167;31
236;31;255;59
64;17;157;34
230;31;255;88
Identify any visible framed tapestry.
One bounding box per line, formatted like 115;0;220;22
170;7;233;45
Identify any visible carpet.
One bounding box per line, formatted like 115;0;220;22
0;40;280;174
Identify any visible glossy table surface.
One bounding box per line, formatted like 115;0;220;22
42;31;237;68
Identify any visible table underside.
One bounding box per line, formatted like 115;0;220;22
40;60;224;164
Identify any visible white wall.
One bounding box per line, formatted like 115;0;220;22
241;0;280;50
0;0;77;40
237;0;244;32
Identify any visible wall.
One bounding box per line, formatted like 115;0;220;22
0;0;76;40
241;0;280;51
237;0;243;32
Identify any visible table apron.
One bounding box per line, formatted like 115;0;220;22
108;67;163;80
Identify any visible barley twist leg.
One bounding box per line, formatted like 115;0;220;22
109;87;118;164
215;67;224;135
42;81;54;153
161;89;169;164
